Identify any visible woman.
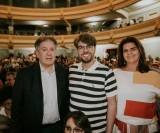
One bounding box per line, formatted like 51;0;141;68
113;36;160;133
0;86;13;118
64;111;92;133
0;114;16;133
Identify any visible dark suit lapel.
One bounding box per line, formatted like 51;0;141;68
32;62;43;102
55;63;61;109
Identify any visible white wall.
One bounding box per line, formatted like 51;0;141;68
72;49;78;57
56;48;67;56
142;42;160;59
95;44;118;58
14;49;35;57
141;37;160;59
128;3;160;21
0;49;9;59
0;37;160;59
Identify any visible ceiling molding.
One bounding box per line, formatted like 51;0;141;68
128;2;160;16
0;0;140;21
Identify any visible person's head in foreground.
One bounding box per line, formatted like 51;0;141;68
64;111;92;133
0;114;16;133
117;36;149;73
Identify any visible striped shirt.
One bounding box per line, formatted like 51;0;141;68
69;60;117;133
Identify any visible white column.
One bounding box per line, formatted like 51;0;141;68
8;49;14;54
66;47;72;57
8;26;14;34
66;27;72;35
9;0;12;5
34;0;38;8
67;0;71;7
53;0;56;8
76;0;79;6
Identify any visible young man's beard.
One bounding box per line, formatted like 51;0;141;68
80;53;94;64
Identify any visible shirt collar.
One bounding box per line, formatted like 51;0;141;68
39;62;55;73
77;60;100;72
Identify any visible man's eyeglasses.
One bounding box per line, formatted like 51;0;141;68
3;103;12;107
64;125;83;133
77;45;93;52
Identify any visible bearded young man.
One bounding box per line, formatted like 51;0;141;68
69;33;117;133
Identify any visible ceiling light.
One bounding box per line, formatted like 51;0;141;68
43;25;48;28
85;16;101;22
91;22;96;26
117;18;122;20
43;0;47;3
31;21;46;25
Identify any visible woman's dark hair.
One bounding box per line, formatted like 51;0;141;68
0;114;16;133
118;36;150;73
74;33;96;48
0;86;13;104
64;111;92;133
34;36;57;50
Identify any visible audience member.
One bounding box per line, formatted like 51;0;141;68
64;111;92;133
103;49;109;60
12;59;19;69
113;36;160;133
5;72;16;86
3;59;12;72
13;65;20;72
0;86;13;118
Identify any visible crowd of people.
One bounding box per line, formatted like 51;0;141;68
0;34;160;133
0;17;144;37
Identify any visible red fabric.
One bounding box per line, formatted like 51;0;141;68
115;119;127;133
124;100;156;119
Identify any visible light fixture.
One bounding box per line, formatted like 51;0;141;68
91;22;96;26
43;25;48;28
43;0;47;3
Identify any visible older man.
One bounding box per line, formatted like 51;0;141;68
11;36;69;133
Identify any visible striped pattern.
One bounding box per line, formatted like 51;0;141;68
113;69;160;133
69;60;117;133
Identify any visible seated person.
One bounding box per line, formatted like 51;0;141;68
0;86;13;118
64;111;92;133
0;114;16;133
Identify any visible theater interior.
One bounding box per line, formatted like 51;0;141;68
0;0;160;59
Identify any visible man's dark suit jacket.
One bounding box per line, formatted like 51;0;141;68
11;62;69;133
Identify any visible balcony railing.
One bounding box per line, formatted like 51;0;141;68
0;16;160;49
